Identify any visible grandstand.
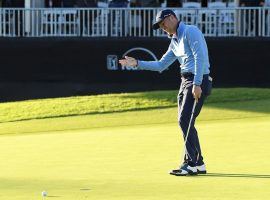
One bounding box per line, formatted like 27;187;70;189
0;0;269;37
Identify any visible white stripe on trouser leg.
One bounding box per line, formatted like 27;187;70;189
181;100;197;163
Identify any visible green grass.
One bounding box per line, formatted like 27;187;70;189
0;88;269;200
0;88;270;123
0;115;269;200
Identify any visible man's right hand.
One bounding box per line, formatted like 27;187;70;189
119;56;138;67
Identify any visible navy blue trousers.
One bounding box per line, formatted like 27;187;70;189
178;74;211;167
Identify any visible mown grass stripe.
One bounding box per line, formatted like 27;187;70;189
0;88;269;123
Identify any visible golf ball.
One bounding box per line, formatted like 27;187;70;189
41;191;47;197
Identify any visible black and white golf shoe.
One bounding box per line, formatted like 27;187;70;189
170;163;198;176
196;164;207;174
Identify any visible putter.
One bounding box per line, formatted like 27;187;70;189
181;99;197;163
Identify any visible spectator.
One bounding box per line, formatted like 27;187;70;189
264;0;270;6
45;0;62;7
240;0;264;36
75;0;98;36
262;0;270;35
62;0;77;35
136;0;162;7
108;0;129;7
108;0;129;36
130;0;139;7
3;0;25;7
2;0;24;36
201;0;207;7
1;0;12;36
135;0;163;36
62;0;76;7
13;0;24;7
240;0;264;6
167;0;182;7
76;0;97;7
2;0;12;7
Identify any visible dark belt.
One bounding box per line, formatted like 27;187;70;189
181;72;211;80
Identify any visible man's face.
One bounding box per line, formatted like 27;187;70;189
159;15;175;35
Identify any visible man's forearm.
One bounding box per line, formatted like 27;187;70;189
137;60;165;72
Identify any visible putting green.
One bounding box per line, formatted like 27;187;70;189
0;110;269;199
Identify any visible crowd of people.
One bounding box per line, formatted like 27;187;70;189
0;0;269;8
44;0;166;8
44;0;270;8
49;0;270;8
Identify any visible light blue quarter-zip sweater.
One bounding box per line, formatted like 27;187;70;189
137;22;210;85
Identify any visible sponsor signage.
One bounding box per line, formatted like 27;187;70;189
107;47;158;71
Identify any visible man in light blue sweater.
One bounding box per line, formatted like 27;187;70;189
119;9;212;176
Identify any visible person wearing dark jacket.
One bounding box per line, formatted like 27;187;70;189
108;0;129;7
108;0;129;36
76;0;98;36
62;0;76;7
76;0;97;7
2;0;24;7
45;0;62;7
240;0;264;36
135;0;163;36
240;0;264;6
2;0;24;36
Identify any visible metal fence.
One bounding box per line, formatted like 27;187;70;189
0;7;269;37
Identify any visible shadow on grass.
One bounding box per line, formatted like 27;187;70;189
80;188;91;191
1;100;270;124
1;88;270;124
0;105;175;124
200;173;270;179
122;88;270;114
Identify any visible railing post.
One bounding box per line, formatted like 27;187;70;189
258;8;262;36
216;8;219;37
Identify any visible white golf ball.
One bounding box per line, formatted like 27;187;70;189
41;191;47;197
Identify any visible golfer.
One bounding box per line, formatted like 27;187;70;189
119;9;212;176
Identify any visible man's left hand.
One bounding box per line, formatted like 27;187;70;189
192;85;202;103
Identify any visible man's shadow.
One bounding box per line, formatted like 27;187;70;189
199;173;270;179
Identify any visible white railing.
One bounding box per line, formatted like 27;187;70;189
0;7;269;37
